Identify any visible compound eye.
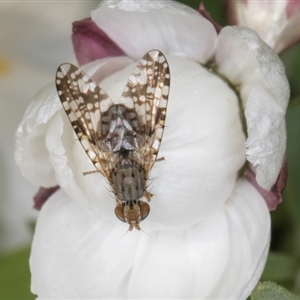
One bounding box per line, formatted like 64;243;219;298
115;206;126;223
140;202;150;221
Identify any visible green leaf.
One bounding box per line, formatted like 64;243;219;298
262;252;296;282
288;97;300;108
251;282;300;300
176;0;198;9
285;105;300;224
0;248;35;300
281;44;300;99
176;0;226;26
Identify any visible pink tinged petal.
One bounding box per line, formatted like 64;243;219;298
226;1;281;44
91;0;217;63
226;0;300;54
72;18;124;66
226;0;239;25
273;9;300;54
245;156;287;211
30;179;270;299
216;26;289;191
198;2;222;33
286;0;300;19
33;186;59;210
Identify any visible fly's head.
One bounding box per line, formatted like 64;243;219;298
115;201;150;231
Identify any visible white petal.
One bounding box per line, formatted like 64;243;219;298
210;179;270;299
30;178;269;299
228;0;300;54
45;112;88;207
82;55;134;83
215;26;257;86
228;1;287;49
216;26;289;111
244;85;286;190
14;83;61;187
236;26;289;111
91;0;217;63
216;26;289;190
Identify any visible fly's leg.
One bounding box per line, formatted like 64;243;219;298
144;190;154;202
156;157;165;162
83;170;101;176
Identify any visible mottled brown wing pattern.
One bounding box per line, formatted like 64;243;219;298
121;50;170;175
56;64;114;178
56;51;170;231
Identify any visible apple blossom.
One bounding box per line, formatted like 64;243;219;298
227;0;300;54
14;0;290;299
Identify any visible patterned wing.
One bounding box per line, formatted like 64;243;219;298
56;64;114;178
121;50;170;172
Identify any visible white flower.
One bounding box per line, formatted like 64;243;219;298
14;0;289;299
227;0;300;53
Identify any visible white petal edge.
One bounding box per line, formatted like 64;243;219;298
243;85;286;190
216;26;289;111
232;234;270;300
14;82;61;187
234;26;289;111
91;0;217;63
208;178;270;299
30;178;269;299
215;26;289;190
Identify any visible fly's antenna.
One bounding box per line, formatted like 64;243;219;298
118;228;130;240
140;228;152;237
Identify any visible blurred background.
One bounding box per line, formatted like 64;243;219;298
0;1;299;299
0;2;97;299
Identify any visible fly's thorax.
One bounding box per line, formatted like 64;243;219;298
112;162;145;202
101;104;140;153
115;200;150;230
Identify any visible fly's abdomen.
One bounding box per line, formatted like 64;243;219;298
112;164;145;201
